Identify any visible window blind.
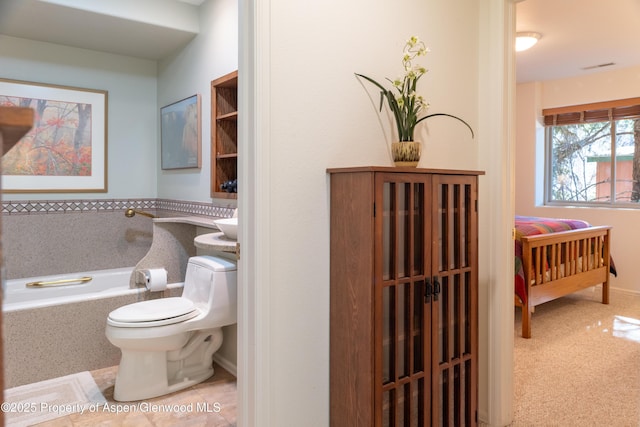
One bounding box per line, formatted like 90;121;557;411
543;97;640;126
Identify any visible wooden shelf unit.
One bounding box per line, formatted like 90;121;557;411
211;70;238;199
328;166;482;427
0;107;34;153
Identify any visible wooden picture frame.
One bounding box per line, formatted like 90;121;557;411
161;94;201;170
0;78;108;193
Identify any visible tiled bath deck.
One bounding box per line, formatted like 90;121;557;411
34;363;237;426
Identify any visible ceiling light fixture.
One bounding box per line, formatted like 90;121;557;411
515;32;541;52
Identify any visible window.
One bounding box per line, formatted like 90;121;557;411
544;98;640;206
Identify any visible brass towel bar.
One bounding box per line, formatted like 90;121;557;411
26;276;93;288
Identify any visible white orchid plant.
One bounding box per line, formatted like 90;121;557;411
356;36;474;142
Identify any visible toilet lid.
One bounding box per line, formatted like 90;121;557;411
108;297;198;327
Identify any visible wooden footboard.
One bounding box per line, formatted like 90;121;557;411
516;225;611;338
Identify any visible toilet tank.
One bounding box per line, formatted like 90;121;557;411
182;256;237;325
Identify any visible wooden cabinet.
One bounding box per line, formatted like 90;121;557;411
328;166;482;427
211;70;238;199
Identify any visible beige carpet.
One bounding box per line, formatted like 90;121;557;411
4;371;107;427
513;286;640;426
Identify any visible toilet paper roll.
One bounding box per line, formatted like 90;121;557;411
145;268;168;291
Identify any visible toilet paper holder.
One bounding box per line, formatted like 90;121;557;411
134;268;168;289
134;269;150;286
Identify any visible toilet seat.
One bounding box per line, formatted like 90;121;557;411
108;297;199;328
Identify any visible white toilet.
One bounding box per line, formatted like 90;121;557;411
105;255;237;401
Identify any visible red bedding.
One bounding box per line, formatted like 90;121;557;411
514;215;617;305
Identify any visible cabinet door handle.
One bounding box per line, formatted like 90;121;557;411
425;277;432;303
433;277;441;302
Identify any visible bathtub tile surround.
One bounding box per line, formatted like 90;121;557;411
3;210;152;280
4;291;136;388
1;198;235;279
132;221;197;288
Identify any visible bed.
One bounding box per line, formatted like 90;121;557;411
514;215;616;338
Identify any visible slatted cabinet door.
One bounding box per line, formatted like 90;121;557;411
375;173;432;427
430;175;478;427
328;167;481;427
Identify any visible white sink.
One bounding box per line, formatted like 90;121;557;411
214;218;238;240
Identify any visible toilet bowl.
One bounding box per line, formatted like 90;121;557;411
105;255;237;401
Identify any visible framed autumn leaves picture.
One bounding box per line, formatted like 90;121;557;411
0;78;107;193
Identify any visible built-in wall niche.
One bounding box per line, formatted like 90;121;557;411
211;71;238;199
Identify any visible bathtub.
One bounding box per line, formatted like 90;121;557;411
2;267;184;388
5;267;134;312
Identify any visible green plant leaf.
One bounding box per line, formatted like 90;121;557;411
417;113;475;138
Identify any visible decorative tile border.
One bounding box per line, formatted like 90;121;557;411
2;199;153;215
2;198;236;218
156;199;235;217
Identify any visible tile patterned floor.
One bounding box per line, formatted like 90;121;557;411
33;363;237;426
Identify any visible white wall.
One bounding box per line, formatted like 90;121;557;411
0;35;158;201
516;65;640;294
157;0;238;203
